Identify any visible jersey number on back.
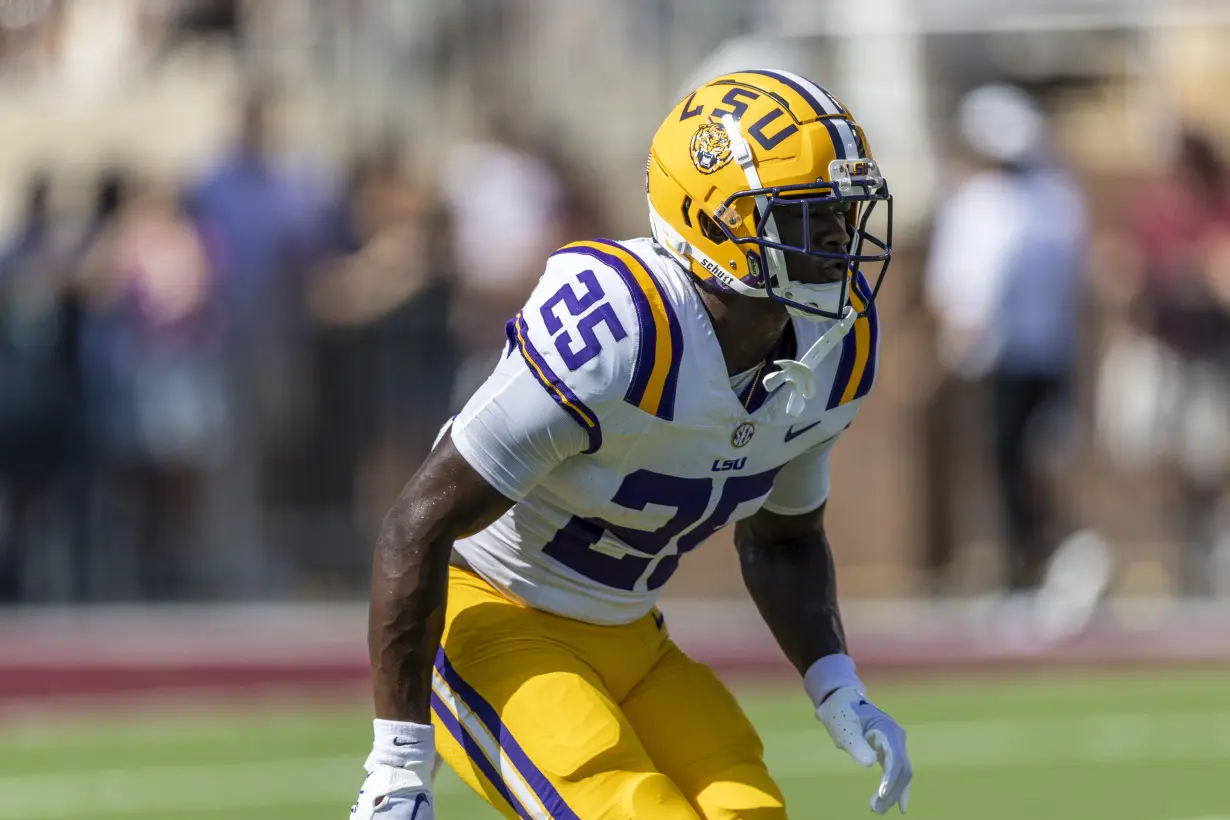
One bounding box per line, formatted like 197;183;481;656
540;269;628;371
543;468;780;591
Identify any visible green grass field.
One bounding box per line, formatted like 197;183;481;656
2;670;1229;819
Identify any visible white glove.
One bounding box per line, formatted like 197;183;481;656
351;764;434;818
806;655;912;814
350;720;436;819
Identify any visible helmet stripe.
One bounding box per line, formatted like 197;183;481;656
821;118;850;160
740;69;843;117
780;69;847;115
830;117;864;159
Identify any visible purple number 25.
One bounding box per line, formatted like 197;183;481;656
544;467;781;591
540;270;628;371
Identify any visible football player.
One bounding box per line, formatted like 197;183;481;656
351;69;911;819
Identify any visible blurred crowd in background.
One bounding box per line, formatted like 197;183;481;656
2;0;1230;608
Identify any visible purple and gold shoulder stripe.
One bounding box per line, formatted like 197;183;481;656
826;272;879;410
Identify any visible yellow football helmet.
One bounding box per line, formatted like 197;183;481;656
647;69;892;323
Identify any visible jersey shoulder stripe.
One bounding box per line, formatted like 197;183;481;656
852;272;880;400
826;271;880;410
554;239;684;421
512;310;603;453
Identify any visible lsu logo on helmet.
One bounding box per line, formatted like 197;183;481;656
690;122;732;174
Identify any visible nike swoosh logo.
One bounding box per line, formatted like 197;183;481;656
392;738;419;747
411;794;430;820
784;420;825;442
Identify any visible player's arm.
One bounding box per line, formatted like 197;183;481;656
358;406;585;819
350;431;511;819
735;501;847;671
368;431;512;724
353;250;631;819
735;434;847;672
369;252;624;723
734;442;912;815
351;431;516;820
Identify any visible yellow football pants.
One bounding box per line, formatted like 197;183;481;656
430;566;787;819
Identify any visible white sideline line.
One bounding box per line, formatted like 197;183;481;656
3;712;1230;817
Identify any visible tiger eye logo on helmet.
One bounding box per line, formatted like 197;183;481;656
690;122;732;175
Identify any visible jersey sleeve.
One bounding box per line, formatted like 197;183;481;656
760;433;842;516
450;243;649;498
450;350;590;501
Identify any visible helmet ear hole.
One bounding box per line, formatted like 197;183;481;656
681;196;693;227
697;210;728;245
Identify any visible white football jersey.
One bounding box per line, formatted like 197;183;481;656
450;237;879;625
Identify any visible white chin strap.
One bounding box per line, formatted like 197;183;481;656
762;306;858;416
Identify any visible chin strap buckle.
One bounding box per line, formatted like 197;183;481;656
761;307;858;417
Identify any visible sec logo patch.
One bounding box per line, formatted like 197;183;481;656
732;421;755;448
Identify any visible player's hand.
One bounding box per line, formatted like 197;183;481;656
817;685;912;814
351;720;437;818
350;762;434;819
